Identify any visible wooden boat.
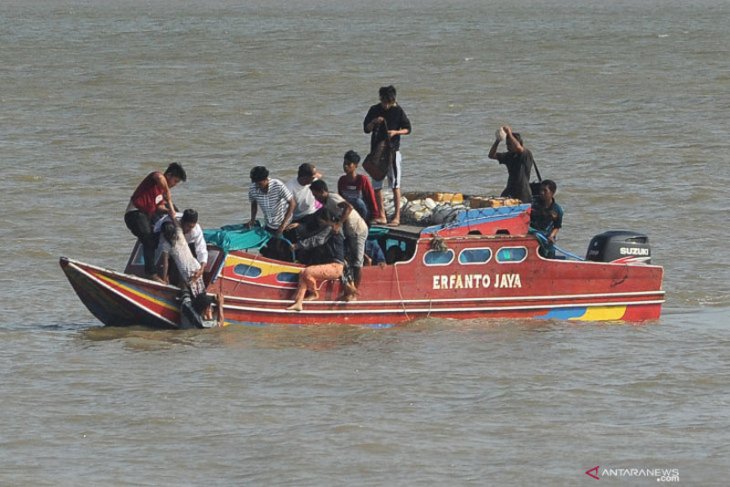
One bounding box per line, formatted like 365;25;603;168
60;198;664;328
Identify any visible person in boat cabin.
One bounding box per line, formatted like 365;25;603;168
530;179;563;258
286;212;347;311
158;220;206;296
179;289;224;329
284;163;323;241
337;150;378;223
245;166;296;238
363;85;412;227
124;162;187;281
364;239;386;267
153;208;208;273
309;179;368;301
488;125;534;204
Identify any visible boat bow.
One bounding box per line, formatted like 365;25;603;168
60;257;181;328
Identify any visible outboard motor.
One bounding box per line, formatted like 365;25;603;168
586;230;651;263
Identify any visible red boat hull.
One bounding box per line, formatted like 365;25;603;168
60;205;664;328
216;234;664;326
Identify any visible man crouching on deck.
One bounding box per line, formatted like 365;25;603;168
309;179;368;301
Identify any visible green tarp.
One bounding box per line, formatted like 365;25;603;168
203;223;390;254
202;224;271;253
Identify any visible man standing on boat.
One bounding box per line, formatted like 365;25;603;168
363;85;412;227
488;125;534;204
124;162;187;281
245;166;296;238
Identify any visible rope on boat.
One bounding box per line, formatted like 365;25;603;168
429;236;448;252
393;262;411;321
530;230;585;261
273;235;296;263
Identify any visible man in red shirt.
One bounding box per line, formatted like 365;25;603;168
337;150;377;223
124;162;187;280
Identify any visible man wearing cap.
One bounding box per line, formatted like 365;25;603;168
245;166;296;238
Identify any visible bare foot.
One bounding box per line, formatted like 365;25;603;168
149;273;166;283
287;302;303;311
303;292;319;302
386;219;400;227
372;218;387;225
341;283;358;302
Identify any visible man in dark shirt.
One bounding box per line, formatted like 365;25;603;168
363;85;412;226
286;210;346;311
488;125;534;204
530;179;563;258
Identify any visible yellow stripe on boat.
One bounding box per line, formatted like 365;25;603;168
96;273;178;312
224;255;301;277
572;305;626;321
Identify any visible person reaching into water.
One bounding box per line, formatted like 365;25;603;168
488;125;534;204
530;179;563;258
179;289;224;329
154;208;208;281
338;150;378;223
159;220;205;296
363;85;412;226
124;162;187;281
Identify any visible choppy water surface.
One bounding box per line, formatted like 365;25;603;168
1;0;728;484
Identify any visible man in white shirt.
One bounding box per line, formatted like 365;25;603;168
285;163;322;223
154;209;208;280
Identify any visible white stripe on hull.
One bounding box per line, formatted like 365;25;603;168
224;298;665;315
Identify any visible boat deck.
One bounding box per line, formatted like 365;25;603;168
370;223;423;238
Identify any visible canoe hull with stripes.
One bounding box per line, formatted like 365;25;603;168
60;257;180;328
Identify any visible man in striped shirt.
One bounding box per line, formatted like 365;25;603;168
245;166;296;238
